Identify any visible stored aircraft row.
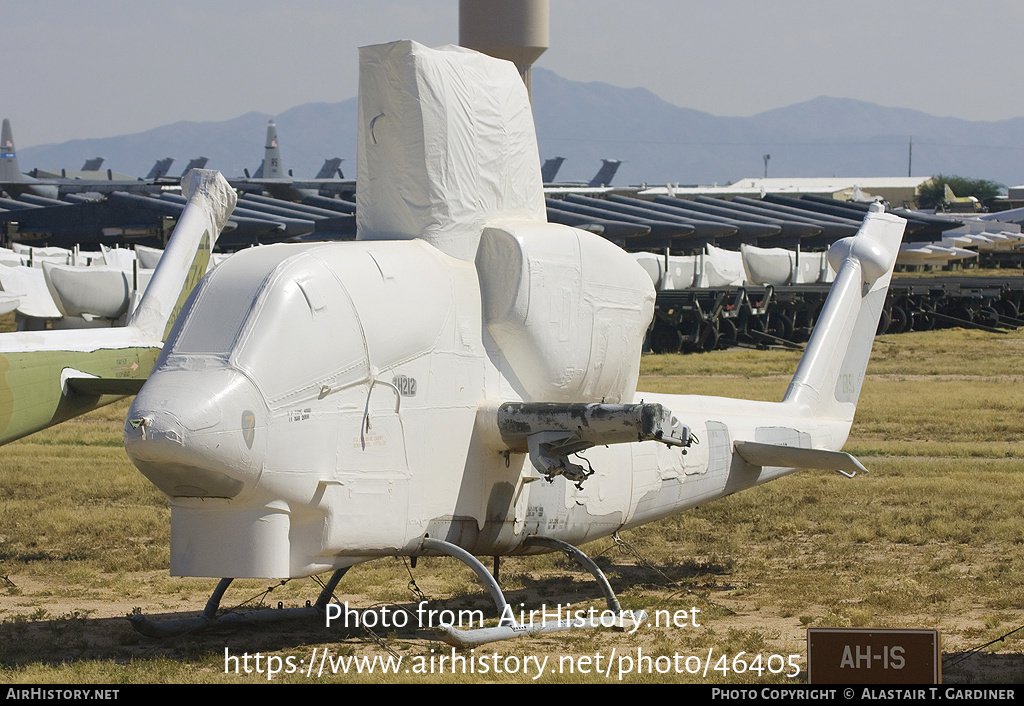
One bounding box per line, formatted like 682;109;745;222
1;118;351;202
229;120;354;200
0;120;191;199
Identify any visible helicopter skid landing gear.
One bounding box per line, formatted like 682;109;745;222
422;536;645;648
128;567;350;638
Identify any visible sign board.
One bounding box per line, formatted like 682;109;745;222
807;628;940;684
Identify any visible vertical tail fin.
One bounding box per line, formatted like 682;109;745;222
1;119;56;198
541;156;566;183
1;119;23;183
588;159;622;187
180;157;209;178
126;169;237;341
263;120;284;179
783;203;905;423
145;157;175;180
315;157;343;179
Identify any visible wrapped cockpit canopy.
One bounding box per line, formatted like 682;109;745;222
356;40;546;261
162;240;460;409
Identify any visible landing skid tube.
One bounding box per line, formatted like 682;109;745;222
422;536;645;648
128;568;350;638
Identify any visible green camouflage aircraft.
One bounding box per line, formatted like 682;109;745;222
0;169;236;445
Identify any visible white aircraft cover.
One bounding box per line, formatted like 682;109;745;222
10;244;72;261
0;293;20;316
101;245;137;270
702;244;745;287
665;255;697;289
0;248;24;267
0;265;62;319
633;252;662;288
795;252;836;284
42;263;131;319
356;40;546;261
741;244;794;286
633;252;698;290
134;245;164;270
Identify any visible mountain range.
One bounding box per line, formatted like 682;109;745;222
17;67;1024;189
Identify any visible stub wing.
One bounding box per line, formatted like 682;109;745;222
488;401;690;485
733;440;867;477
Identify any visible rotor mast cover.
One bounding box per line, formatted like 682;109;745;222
356;40;545;262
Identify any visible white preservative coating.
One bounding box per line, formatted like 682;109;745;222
122;41;905;648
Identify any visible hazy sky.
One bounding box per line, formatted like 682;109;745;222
5;1;1024;148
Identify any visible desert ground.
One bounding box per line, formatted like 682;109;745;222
1;327;1023;684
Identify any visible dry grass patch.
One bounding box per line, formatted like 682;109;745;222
2;329;1024;682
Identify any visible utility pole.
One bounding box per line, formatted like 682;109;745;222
908;136;913;177
763;154;770;179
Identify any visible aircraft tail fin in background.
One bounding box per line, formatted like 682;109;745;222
588;159;622;187
126;169;236;341
1;119;22;183
180;157;209;178
263;121;285;179
146;158;175;180
315;157;343;179
782;203;905;424
541;156;566;183
0;119;58;198
943;183;981;209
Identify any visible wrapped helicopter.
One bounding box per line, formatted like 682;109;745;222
124;41;905;646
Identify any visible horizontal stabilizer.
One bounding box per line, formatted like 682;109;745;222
733;440;867;477
62;369;145;397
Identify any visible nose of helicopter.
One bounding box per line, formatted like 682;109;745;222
124;368;264;499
